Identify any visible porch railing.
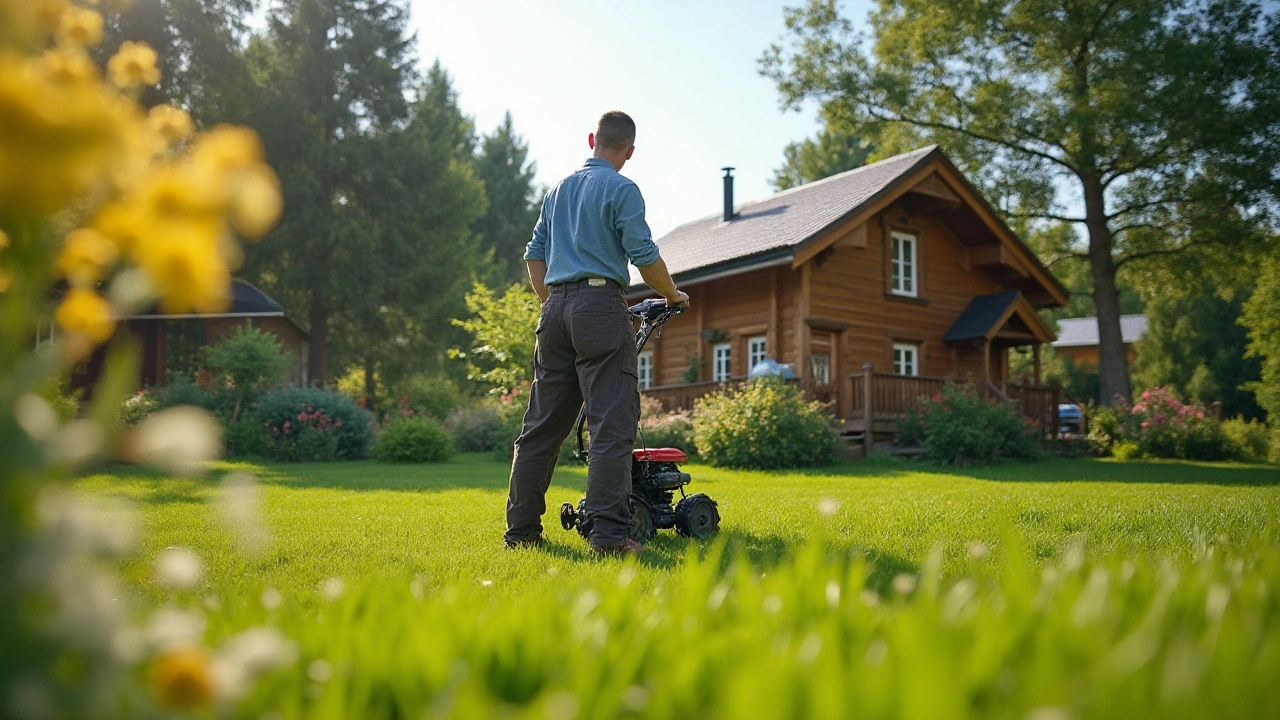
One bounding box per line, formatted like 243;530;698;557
850;372;949;420
642;378;744;413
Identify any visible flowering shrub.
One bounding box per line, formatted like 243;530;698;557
897;384;1041;465
375;417;455;463
638;412;698;456
1103;388;1235;461
117;388;158;426
253;388;375;461
446;403;505;453
693;379;838;469
490;385;529;461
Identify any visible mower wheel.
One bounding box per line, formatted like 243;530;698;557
629;497;656;542
560;502;578;531
675;494;720;539
574;498;593;541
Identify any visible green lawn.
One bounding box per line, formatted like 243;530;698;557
75;455;1280;719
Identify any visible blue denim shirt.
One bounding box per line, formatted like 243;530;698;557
524;157;661;286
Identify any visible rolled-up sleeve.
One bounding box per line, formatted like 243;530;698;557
614;182;660;267
524;195;549;261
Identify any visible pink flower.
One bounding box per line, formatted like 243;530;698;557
1142;390;1151;400
1155;413;1166;423
1140;421;1150;429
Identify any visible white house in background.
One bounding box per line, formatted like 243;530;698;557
1051;314;1148;368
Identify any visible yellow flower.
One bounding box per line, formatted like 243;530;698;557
40;46;99;84
55;227;118;285
0;228;8;250
58;7;103;47
229;164;282;240
191;125;264;175
56;286;115;344
148;104;195;145
0;269;10;293
131;227;231;314
107;40;160;88
93;200;146;252
34;0;71;31
0;49;138;215
148;646;214;710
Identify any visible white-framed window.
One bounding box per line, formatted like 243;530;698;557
712;343;732;382
33;322;57;349
890;231;918;297
747;335;768;371
637;350;654;390
893;342;919;376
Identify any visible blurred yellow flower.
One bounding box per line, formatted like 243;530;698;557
55;227;118;285
40;45;99;84
229;164;282;240
92;200;146;252
148;104;194;145
0;49;138;215
55;286;115;344
58;7;103;47
34;0;71;31
107;40;160;88
0;269;11;293
132;230;231;314
0;228;8;250
148;647;214;710
191;124;264;174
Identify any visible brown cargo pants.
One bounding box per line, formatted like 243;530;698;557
504;278;640;548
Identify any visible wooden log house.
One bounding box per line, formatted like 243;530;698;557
626;146;1069;440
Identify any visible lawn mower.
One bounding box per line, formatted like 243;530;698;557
559;297;721;543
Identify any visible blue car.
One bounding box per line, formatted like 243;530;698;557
1058;403;1083;435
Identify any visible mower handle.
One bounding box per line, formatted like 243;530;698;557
629;297;686;321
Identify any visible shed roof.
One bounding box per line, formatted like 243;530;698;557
119;280;307;336
1052;315;1148;348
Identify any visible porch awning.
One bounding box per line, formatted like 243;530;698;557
944;290;1055;345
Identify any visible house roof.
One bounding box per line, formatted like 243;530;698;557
943;291;1056;344
627;146;1068;308
119;280;308;336
1052;315;1148;348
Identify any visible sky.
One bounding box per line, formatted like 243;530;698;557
409;0;875;238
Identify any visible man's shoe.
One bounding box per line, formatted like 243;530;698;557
591;538;645;556
503;534;544;549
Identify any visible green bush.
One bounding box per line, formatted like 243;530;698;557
490;390;528;461
375;417;455;463
638;413;697;456
223;416;266;458
253;387;375;461
37;376;80;422
905;384;1041;466
396;373;466;420
1222;417;1270;462
1111;440;1142;461
204;323;288;421
445;403;505;453
692;379;838;469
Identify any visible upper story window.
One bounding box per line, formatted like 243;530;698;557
890;231;918;297
893;342;919;376
747;336;768;371
637;350;653;390
712;343;732;382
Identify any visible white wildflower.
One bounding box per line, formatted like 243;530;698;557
825;581;841;608
15;393;58;441
816;497;840;517
307;659;333;683
320;577;344;601
216;472;268;553
124;406;222;476
620;685;650;712
145;608;206;650
261;588;282;610
967;541;989;559
212;627;297;701
155;547;203;590
544;691;579;720
892;573;917;595
45;419;106;468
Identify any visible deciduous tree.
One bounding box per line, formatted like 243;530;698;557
761;0;1280;404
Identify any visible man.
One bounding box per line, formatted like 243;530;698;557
504;111;688;555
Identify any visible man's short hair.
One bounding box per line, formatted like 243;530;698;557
595;111;636;150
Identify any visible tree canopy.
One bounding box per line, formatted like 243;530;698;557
761;0;1280;405
771;124;875;191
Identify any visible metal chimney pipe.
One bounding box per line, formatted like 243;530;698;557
721;167;735;222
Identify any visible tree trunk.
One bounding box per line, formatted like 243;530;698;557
363;359;377;411
308;299;329;387
1083;177;1132;405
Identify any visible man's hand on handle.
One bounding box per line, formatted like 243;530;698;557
664;290;690;309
